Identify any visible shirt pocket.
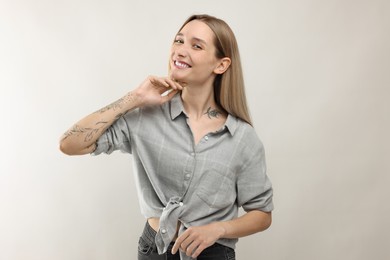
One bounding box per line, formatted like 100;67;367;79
196;167;236;208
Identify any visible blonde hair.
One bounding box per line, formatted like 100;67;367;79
177;14;252;125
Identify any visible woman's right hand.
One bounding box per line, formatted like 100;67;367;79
132;76;184;107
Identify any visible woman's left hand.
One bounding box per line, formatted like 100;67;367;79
171;222;226;258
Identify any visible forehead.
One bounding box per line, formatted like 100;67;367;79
178;20;215;43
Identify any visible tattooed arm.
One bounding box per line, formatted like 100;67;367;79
59;76;183;155
59;93;138;155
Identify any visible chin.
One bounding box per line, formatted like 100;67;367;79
171;72;188;82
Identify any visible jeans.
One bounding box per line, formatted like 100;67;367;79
138;222;236;260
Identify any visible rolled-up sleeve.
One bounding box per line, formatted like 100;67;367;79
236;138;274;213
91;112;136;156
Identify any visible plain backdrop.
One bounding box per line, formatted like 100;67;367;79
1;0;389;259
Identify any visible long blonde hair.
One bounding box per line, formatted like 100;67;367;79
176;14;252;125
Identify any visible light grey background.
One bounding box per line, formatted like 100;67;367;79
1;0;389;259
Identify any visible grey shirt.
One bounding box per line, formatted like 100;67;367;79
92;94;273;257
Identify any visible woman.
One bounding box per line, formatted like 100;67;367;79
60;14;273;260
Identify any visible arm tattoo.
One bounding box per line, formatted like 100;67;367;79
94;93;136;114
62;93;134;143
95;99;124;114
62;121;108;142
204;107;221;119
114;113;124;121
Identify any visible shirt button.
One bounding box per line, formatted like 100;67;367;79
204;135;209;141
161;229;167;234
179;202;183;206
190;152;195;156
185;173;191;180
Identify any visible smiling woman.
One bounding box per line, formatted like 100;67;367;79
59;14;273;260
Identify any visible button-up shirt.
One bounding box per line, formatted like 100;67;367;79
92;94;273;258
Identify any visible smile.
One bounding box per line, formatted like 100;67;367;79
174;60;191;69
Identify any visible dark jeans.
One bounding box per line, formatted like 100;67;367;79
138;222;236;260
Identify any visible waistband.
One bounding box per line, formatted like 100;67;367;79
142;221;158;247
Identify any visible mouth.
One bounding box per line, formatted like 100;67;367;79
174;60;191;69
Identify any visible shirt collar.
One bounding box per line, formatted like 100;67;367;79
224;114;238;136
169;93;184;120
169;93;239;136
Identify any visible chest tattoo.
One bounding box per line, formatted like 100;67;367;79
204;107;221;119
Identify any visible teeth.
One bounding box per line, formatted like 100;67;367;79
175;61;190;68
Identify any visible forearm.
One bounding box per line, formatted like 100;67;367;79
217;210;272;239
172;210;272;257
59;91;141;155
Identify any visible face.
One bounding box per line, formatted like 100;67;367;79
170;20;226;87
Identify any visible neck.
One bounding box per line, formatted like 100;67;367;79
181;85;218;120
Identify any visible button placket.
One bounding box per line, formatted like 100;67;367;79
183;154;195;183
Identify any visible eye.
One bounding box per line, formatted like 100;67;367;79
174;38;184;44
193;44;202;50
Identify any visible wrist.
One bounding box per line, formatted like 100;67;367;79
213;222;227;239
123;90;143;109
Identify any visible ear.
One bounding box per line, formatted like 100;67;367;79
214;57;231;75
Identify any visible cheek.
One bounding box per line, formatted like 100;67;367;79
197;57;219;72
170;44;179;55
170;47;175;57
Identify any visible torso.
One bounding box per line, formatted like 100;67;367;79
148;217;161;232
148;108;227;236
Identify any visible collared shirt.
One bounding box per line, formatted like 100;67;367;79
92;94;273;258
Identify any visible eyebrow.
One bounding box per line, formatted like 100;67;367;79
176;33;207;45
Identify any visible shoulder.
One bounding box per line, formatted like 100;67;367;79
227;117;266;165
123;102;169;121
234;117;263;145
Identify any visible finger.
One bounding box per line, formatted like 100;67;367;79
172;79;185;89
160;89;178;104
165;78;183;90
170;76;187;88
171;241;179;254
192;244;207;259
179;235;196;254
160;88;174;97
172;232;188;254
186;241;200;257
150;76;170;88
167;89;178;99
149;76;159;86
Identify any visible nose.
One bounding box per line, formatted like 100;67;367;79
172;43;188;58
